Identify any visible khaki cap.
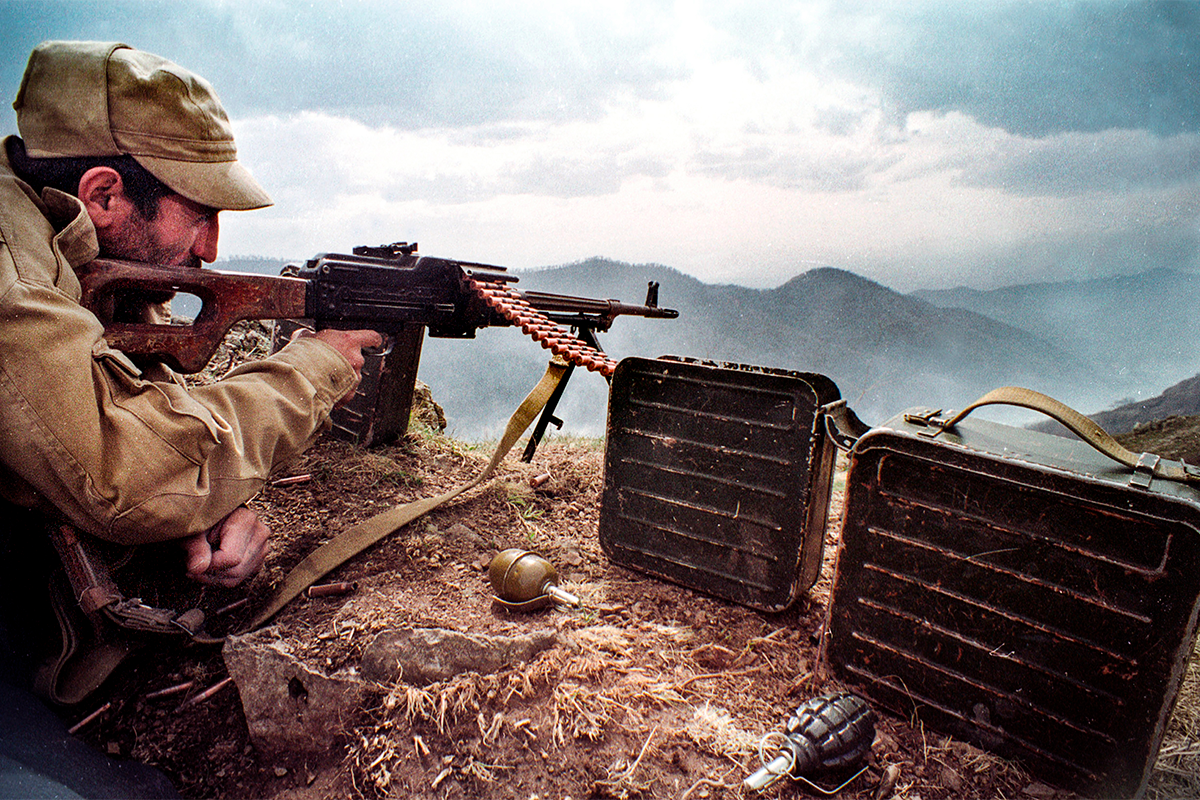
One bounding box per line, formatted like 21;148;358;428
13;41;271;210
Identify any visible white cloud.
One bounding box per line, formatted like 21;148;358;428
223;90;1199;294
139;1;1182;293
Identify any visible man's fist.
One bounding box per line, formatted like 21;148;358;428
182;505;271;587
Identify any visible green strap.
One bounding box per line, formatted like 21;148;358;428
243;360;569;631
937;386;1199;484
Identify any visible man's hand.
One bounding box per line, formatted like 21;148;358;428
292;328;382;378
292;327;383;404
182;505;270;587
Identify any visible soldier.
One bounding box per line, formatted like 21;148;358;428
0;41;380;796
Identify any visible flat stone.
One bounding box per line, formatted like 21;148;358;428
360;626;557;685
446;522;486;548
940;766;963;792
223;627;365;756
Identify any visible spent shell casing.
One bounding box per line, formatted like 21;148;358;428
270;473;312;486
306;581;358;599
144;680;196;700
67;701;112;735
176;676;234;712
215;597;250;616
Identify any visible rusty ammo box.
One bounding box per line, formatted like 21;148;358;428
598;356;843;611
822;404;1200;797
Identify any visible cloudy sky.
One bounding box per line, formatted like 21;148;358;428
1;0;1197;292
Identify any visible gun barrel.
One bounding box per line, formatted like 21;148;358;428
522;290;679;328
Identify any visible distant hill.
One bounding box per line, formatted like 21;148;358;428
912;268;1200;409
216;256;292;274
1114;414;1200;466
1033;372;1200;439
1079;373;1200;434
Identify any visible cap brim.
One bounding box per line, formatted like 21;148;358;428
134;154;273;211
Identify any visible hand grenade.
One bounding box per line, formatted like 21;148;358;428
488;548;581;610
744;691;875;791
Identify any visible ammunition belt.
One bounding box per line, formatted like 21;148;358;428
466;277;618;377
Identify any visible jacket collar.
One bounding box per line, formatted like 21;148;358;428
1;135;100;269
41;187;100;268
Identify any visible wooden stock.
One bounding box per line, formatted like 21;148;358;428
76;259;309;373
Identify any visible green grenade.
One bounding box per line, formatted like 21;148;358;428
744;692;875;792
488;548;581;611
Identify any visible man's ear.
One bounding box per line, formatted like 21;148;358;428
77;167;130;229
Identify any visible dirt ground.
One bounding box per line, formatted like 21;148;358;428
61;324;1200;800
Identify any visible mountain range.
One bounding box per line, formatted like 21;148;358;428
914;270;1200;403
212;255;1199;439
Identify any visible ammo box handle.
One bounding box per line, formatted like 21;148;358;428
935;386;1200;485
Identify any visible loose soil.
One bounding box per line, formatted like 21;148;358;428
62;325;1200;800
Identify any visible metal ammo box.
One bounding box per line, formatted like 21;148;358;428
822;401;1200;797
599;356;842;612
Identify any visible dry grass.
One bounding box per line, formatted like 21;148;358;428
552;681;615;743
1150;641;1200;799
345;606;803;797
683;703;760;761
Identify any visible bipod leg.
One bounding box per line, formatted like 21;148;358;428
521;327;611;462
521;362;574;461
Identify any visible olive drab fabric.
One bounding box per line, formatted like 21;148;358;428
0;141;356;544
13;41;272;211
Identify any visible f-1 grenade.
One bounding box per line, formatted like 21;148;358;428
488;548;581;611
744;691;875;791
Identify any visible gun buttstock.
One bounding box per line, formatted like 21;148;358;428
78;259;309;373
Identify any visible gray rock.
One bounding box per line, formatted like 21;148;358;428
446;522;486;548
223;627;366;756
361;626;557;685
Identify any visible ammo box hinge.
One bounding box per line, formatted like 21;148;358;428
822;399;871;451
1130;452;1159;489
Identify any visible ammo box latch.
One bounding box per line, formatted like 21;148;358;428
1131;451;1160;488
904;407;947;434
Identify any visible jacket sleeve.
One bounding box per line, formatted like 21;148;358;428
0;241;357;545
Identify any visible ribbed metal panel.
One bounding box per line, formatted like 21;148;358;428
825;411;1200;797
600;357;840;611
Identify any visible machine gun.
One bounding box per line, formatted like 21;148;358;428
77;243;677;450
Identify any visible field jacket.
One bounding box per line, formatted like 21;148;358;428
0;138;356;544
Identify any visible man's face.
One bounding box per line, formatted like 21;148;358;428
93;188;221;323
97;192;220;268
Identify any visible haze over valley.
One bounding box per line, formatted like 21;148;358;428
215;256;1200;439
